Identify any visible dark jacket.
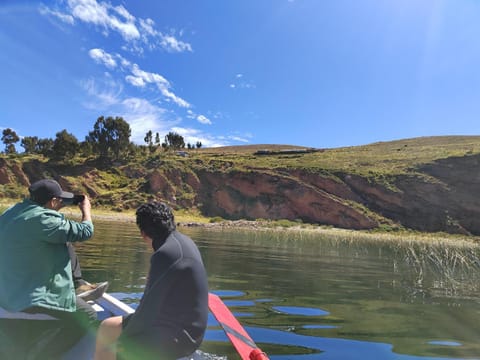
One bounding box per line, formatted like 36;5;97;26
119;230;209;359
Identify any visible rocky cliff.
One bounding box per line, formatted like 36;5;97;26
1;144;480;235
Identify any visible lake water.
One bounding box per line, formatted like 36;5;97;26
75;220;480;360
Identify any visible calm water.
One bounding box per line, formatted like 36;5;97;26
75;220;480;360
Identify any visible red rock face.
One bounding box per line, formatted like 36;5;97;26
0;159;29;186
196;170;377;230
0;167;10;185
148;169;174;195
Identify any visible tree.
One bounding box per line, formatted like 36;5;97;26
155;132;160;146
52;129;79;160
163;131;185;150
144;130;156;153
21;136;39;154
86;116;131;160
79;141;94;157
36;138;54;157
2;128;19;154
144;130;153;147
196;141;202;149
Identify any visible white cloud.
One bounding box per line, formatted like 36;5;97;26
113;5;135;23
88;48;117;68
128;63;190;108
80;77;182;145
80;81;249;149
125;75;145;87
229;73;256;90
139;18;157;37
80;80;176;143
121;97;176;143
68;0;140;41
197;115;212;125
171;127;228;148
118;56;131;68
169;127;251;148
87;49;190;108
186;110;196;119
41;0;192;54
161;88;190;108
130;63;169;87
36;2;252;148
160;35;193;53
39;4;75;24
228;135;250;143
80;77;123;109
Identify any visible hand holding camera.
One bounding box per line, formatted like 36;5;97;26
62;194;86;206
72;194;86;205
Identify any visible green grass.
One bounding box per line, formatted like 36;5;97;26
191;135;480;175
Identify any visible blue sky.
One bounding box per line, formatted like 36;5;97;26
1;0;480;149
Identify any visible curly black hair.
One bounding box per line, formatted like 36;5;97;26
136;202;176;245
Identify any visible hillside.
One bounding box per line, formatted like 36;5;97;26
2;135;480;235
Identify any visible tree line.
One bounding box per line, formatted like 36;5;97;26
1;116;202;160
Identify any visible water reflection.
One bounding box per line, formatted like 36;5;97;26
75;221;480;359
272;307;330;317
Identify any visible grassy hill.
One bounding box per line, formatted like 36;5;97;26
2;135;480;234
193;136;480;174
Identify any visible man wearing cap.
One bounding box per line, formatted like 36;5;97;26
0;178;101;358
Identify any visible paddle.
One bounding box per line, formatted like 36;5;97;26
208;293;269;360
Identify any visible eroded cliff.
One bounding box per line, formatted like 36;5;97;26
1;143;480;235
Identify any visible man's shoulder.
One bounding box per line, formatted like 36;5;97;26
2;200;56;218
169;230;192;242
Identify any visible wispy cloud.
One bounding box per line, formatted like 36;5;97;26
160;34;192;53
121;97;177;143
80;76;124;109
80;77;178;143
229;135;250;143
197;115;212;125
89;48;117;68
39;4;75;25
229;73;256;89
40;0;248;147
171;127;233;148
88;48;190;109
81;74;248;147
127;62;190;108
40;0;192;54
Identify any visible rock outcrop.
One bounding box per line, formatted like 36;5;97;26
1;152;480;235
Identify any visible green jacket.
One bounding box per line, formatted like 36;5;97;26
0;199;94;312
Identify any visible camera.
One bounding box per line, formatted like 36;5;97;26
63;194;85;206
72;194;85;205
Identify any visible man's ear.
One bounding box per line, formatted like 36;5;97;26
44;198;55;210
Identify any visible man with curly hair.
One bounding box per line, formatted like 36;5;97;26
94;202;209;360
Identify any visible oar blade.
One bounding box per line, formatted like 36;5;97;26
208;293;269;360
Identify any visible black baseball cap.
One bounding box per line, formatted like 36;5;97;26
29;179;74;205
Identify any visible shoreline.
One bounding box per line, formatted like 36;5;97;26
0;206;462;247
73;210;480;247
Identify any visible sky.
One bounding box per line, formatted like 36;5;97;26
1;0;480;149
